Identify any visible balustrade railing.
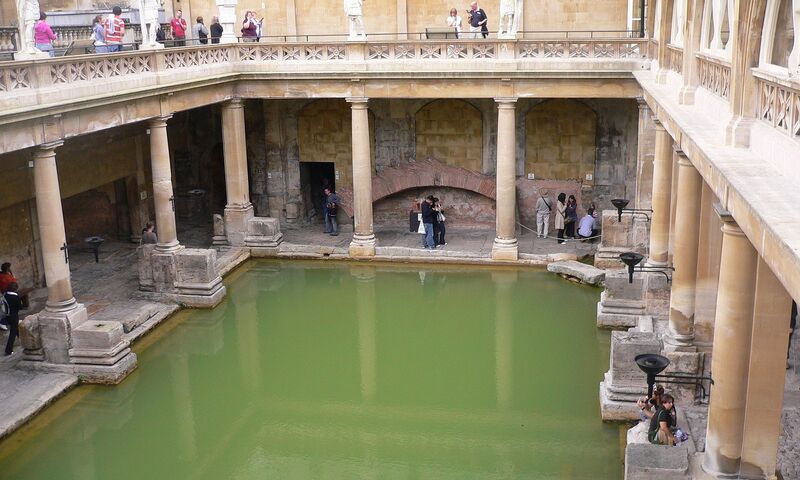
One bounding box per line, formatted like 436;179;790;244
755;71;800;139
697;52;730;100
0;37;648;98
666;44;683;74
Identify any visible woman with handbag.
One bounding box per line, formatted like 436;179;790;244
555;193;567;244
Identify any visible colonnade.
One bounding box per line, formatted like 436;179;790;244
644;113;791;479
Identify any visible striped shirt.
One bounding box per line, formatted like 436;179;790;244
104;15;126;45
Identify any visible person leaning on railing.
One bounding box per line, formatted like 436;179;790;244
241;11;258;42
34;11;56;57
210;16;223;44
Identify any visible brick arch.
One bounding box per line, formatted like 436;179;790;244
336;159;496;218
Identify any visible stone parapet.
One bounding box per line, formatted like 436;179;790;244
597;269;646;328
245;217;284;257
600;330;661;421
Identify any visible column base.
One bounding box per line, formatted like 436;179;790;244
155;240;182;254
349;233;376;258
663;331;697;352
224;203;255;246
725;115;754;148
491;237;518;261
19;303;138;384
655;68;668;84
245;217;284;257
678;85;696;105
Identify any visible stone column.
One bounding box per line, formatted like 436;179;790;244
33;142;77;312
678;0;703;104
149;115;180;253
668;147;680;263
347;97;376;257
221;98;255;246
492;98;518;261
647;121;673;266
665;155;703;349
739;258;792;479
702;206;757;477
634;99;656;211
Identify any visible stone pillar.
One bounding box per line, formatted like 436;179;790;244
149;115;180;254
33;142;77;313
647;121;673;266
665;155;703;349
221;98;255;246
702;206;757;477
634;99;656;211
693;183;722;347
739;258;792;479
668;147;680;264
678;0;703;104
492;98;518;261
347;97;376;257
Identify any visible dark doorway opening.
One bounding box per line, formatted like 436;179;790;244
300;162;335;224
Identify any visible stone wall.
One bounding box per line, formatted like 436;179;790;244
373;187;496;227
415;99;483;172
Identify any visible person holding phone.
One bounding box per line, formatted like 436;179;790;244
467;2;488;39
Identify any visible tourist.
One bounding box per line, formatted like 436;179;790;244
446;8;462;38
3;282;22;356
170;10;187;46
421;196;436;249
324;187;339;236
591;203;601;240
648;394;676;445
555;193;567;244
193;16;209;45
104;6;125;52
433;197;447;246
467;2;488;39
241;11;259;42
141;222;158;245
92;15;107;53
34;11;56;57
637;385;665;421
535;189;552;239
210;16;223;44
0;263;17;332
577;208;595;241
565;194;578;238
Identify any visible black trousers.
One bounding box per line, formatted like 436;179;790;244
434;222;446;245
5;317;18;354
565;222;575;238
557;228;565;243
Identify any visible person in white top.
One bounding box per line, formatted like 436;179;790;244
446;8;462;38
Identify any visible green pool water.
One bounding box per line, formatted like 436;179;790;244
0;260;622;479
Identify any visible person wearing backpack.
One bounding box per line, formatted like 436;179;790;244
4;282;21;356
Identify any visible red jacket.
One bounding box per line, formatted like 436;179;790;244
171;18;187;38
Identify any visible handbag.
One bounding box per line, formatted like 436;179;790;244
417;213;426;234
437;211;446;222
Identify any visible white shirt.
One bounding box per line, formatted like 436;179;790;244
446;15;462;34
578;214;594;237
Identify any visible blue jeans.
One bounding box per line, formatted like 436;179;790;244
325;212;338;235
423;223;435;248
107;44;121;52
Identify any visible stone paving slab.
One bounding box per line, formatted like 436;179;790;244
547;260;606;285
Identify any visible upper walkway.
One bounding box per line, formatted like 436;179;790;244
0;37;648;155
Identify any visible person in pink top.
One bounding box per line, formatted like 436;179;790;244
34;11;57;57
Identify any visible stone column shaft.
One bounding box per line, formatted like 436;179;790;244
221;98;254;246
666;156;703;348
702;207;757;477
348;97;376;257
33;142;76;311
647;122;674;265
740;258;792;479
149;116;180;253
492;98;518;261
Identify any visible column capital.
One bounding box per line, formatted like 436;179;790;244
346;97;369;107
713;203;742;231
653;118;666;130
34;141;64;156
148;115;173;129
672;142;685;155
636;96;650;110
223;97;245;109
676;155;694;168
494;97;518;107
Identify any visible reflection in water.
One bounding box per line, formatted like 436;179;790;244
0;260;621;479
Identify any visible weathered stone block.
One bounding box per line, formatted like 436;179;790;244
663;351;704;404
151;250;178;293
38;305;88;364
172;248;226;308
137;244;156;291
597;269;645;328
19;313;42;359
212;213;227;246
547;260;605;285
625;443;690;480
224;204;255;247
246;217;284;257
600;330;661;421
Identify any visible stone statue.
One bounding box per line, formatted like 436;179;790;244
138;0;162;49
498;0;521;38
671;0;685;45
788;0;800;76
709;0;725;50
344;0;365;40
16;0;41;55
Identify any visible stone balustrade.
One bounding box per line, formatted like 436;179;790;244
755;70;800;140
697;52;731;100
666;44;683;74
0;37;649;111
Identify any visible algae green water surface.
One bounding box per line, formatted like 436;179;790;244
0;260;622;479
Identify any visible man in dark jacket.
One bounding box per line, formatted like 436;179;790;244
210;16;223;44
324;188;340;236
4;282;22;356
421;196;436;249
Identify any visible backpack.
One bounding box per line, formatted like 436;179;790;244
0;295;8;321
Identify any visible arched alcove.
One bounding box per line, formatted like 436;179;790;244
524;100;597;181
414;99;483;173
